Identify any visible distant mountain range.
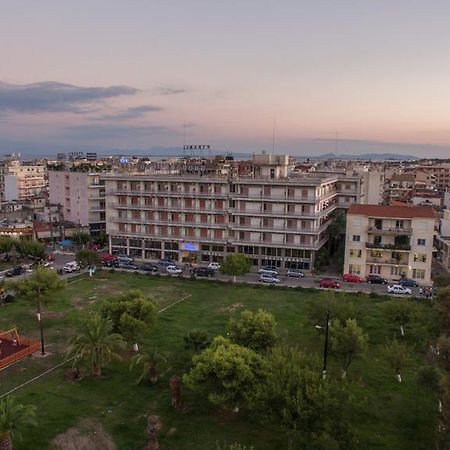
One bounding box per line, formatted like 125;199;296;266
305;152;418;161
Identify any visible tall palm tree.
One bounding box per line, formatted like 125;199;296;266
0;396;37;450
130;348;168;384
67;314;125;377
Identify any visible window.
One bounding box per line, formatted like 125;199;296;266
413;253;427;263
370;250;382;258
352;235;360;242
374;236;382;245
412;269;425;279
417;239;426;246
395;220;404;229
350;249;362;258
349;264;361;274
369;265;381;274
391;266;400;276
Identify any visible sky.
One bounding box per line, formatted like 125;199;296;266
2;0;450;157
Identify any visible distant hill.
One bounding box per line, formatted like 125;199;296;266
306;152;418;161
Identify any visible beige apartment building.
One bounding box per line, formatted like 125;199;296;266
104;170;346;270
48;170;106;235
3;161;47;201
344;204;436;285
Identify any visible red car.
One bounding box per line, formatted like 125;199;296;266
319;278;340;289
343;273;363;283
101;253;117;262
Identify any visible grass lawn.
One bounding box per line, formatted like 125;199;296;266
0;271;440;449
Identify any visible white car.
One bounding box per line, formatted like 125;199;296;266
208;262;221;271
260;274;280;284
166;265;183;275
63;261;80;273
387;284;412;295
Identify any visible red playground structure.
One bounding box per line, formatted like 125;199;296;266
0;328;40;370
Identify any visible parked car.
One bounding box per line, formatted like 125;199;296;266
118;262;139;270
117;254;134;263
63;261;80;273
207;262;221;271
260;274;280;284
343;273;363;283
366;274;388;284
319;278;340;289
287;268;305;278
166;265;183;275
140;264;158;273
387;284;412;295
258;265;278;274
259;269;279;278
158;259;175;267
398;277;419;287
103;259;119;268
101;253;117;263
191;267;215;277
5;266;24;277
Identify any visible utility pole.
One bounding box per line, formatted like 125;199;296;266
322;310;330;380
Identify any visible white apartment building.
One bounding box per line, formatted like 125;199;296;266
104;171;344;270
344;204;436;285
3;161;47;201
48;170;106;235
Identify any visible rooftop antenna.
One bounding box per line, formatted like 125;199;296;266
272;117;276;154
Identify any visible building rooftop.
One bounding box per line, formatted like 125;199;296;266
348;204;437;219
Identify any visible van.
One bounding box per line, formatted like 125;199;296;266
259;269;278;278
63;261;80;273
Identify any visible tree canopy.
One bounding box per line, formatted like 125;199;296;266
75;248;101;268
220;254;252;280
228;309;277;352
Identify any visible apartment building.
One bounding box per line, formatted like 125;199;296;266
3;160;47;201
436;209;450;273
48;170;106;235
344;204;436;285
419;163;450;194
104;170;341;270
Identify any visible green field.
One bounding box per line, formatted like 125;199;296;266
0;272;439;449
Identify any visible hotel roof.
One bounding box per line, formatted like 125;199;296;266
348;204;437;219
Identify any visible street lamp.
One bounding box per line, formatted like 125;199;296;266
37;311;45;355
315;310;330;380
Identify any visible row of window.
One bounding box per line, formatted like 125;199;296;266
352;235;427;246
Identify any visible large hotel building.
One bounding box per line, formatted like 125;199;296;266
103;155;363;271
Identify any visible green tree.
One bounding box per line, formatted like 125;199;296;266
183;329;211;353
435;287;450;330
130;348;168;384
382;299;416;337
228;309;277;352
100;290;157;351
71;230;91;250
437;335;450;372
0;237;14;258
0;396;37;450
250;346;356;449
220;253;252;283
384;339;412;382
306;293;356;327
10;267;66;355
329;318;368;378
75;248;101;268
183;336;267;412
16;238;45;259
67;313;125;376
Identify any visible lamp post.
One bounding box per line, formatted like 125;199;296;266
37;309;45;355
316;310;330;380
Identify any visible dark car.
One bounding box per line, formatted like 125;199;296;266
140;264;158;273
5;266;24;277
399;277;419;287
366;274;387;284
158;258;175;267
118;262;139;270
103;259;119;268
191;267;215;277
319;278;340;289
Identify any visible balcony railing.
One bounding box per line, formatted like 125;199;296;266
367;226;412;234
366;242;411;251
366;257;409;266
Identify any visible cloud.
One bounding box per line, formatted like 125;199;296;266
61;123;172;141
0;81;139;114
155;85;190;96
96;104;163;121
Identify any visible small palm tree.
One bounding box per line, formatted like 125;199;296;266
130;348;168;384
0;396;37;450
67;314;125;377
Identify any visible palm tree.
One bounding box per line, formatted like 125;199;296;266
67;314;126;377
0;396;37;450
130;348;168;384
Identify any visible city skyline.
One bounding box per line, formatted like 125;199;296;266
2;0;450;157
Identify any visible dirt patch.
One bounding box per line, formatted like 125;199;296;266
220;303;245;313
52;418;116;450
